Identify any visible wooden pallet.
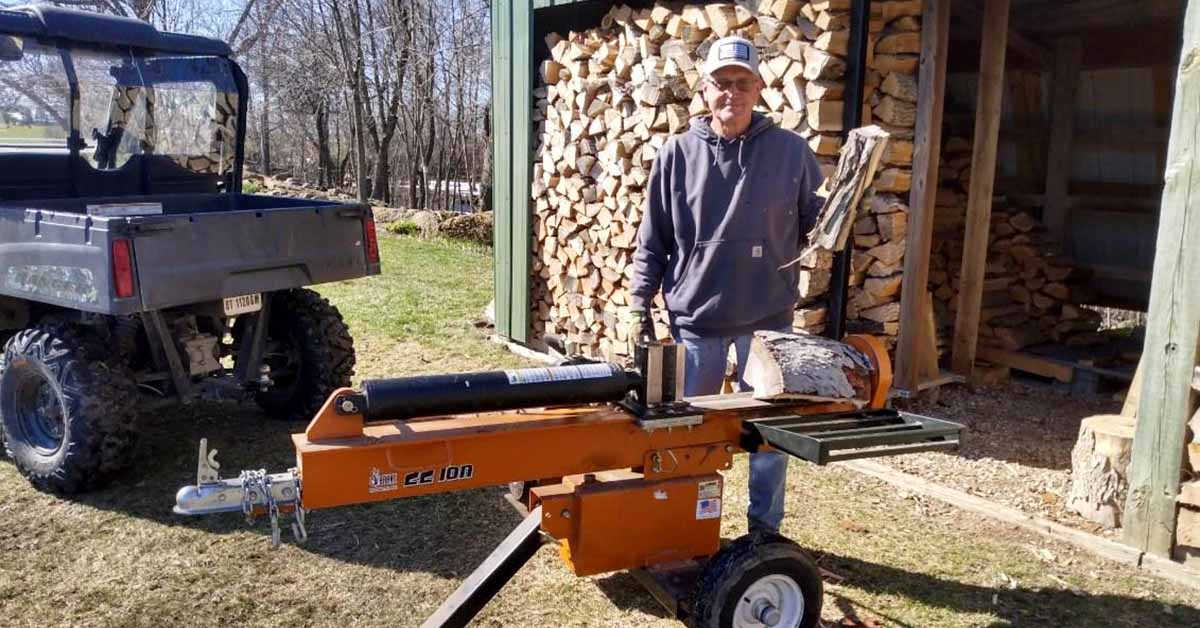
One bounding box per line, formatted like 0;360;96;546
977;346;1134;395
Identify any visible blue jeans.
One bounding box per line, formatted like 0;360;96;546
672;329;789;533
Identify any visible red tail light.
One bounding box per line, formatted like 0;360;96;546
112;239;135;298
363;216;380;264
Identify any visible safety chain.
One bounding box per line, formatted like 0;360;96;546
238;468;307;548
287;467;308;544
238;469;281;547
239;469;266;522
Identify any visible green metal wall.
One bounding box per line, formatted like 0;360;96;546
491;0;526;342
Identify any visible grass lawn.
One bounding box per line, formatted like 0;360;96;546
315;235;529;380
1;232;1197;627
0;124;65;143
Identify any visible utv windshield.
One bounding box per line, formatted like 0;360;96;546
0;35;240;186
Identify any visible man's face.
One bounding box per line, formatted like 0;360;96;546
702;66;763;128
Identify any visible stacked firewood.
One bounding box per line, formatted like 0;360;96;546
927;136;1103;355
103;87;237;175
530;1;923;359
166;91;239;175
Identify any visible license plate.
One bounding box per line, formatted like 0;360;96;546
223;293;262;316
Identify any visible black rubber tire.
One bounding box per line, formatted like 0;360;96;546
0;325;138;493
508;480;537;507
508;480;530;499
690;533;823;628
251;289;355;422
0;330;9;449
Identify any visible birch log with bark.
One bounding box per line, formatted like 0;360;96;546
742;330;873;404
790;125;890;263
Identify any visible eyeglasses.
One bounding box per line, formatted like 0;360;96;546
705;77;759;93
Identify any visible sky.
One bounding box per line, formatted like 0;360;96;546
0;1;248;42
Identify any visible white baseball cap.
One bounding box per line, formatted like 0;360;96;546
704;36;759;76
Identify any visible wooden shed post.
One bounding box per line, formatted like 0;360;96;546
1042;37;1082;249
1123;0;1200;558
951;0;1010;378
895;0;952;394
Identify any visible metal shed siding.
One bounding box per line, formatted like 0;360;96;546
491;0;532;343
492;0;511;339
1072;68;1163;186
946;66;1166;306
512;0;534;342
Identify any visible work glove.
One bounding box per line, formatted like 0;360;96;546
625;309;657;353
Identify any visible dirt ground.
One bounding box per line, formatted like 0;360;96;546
891;376;1135;539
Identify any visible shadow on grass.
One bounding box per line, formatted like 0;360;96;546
592;571;675;620
587;545;1199;628
816;550;1199;628
4;400;525;580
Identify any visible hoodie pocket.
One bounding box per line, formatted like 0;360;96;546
669;238;799;329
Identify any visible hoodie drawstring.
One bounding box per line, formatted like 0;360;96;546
711;137;747;174
700;114;763;174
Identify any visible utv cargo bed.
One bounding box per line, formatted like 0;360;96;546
0;194;378;314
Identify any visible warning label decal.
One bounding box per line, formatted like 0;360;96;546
697;479;721;499
504;363;616;385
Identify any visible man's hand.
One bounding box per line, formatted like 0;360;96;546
625;309;657;348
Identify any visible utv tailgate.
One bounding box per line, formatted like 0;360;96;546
130;205;375;310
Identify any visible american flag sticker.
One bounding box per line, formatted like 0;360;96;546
718;42;750;61
696;498;722;520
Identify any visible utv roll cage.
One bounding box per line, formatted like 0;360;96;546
0;5;249;200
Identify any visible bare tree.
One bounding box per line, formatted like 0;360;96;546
8;0;496;211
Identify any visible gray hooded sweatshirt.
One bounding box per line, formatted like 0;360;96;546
630;113;824;338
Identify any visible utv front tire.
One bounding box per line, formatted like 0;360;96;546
0;326;138;493
253;289;355;422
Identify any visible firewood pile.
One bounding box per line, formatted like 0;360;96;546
927;135;1103;356
529;0;923;359
105;87;237;175
244;173;357;201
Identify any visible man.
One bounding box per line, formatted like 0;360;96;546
627;36;824;535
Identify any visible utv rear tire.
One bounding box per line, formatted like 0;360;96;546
0;325;138;494
252;289;355;422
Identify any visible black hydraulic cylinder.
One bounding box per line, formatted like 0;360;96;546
361;363;640;421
